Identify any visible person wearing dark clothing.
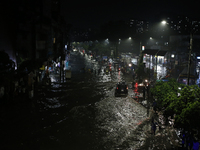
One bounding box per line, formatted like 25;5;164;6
94;69;96;75
152;100;157;113
181;131;186;149
132;71;135;79
186;132;194;150
151;118;157;135
193;138;199;150
98;68;101;75
189;136;194;150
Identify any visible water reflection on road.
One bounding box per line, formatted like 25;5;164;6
95;96;148;149
1;51;181;150
43;52;151;149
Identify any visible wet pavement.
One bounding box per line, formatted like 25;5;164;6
0;51;182;150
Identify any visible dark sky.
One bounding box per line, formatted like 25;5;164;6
61;0;200;29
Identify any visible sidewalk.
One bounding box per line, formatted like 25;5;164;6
130;93;181;149
124;74;182;149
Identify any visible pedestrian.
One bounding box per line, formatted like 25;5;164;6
189;133;194;150
186;131;194;150
193;138;199;150
152;100;157;113
181;130;186;149
132;71;135;79
151;118;157;135
98;68;101;74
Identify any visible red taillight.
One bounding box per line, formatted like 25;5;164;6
117;87;118;90
135;83;138;88
127;87;128;89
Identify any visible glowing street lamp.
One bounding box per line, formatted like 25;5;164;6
129;37;131;40
118;39;121;44
161;20;167;25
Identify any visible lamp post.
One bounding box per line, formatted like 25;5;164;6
155;49;161;79
155;55;158;79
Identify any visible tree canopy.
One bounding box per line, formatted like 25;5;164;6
0;51;15;73
151;79;200;131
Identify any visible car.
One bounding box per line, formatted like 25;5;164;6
115;82;128;97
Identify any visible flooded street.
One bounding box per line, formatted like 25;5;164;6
1;52;181;150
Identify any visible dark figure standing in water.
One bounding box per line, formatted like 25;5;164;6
151;118;157;135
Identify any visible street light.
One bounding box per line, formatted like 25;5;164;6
129;37;131;40
105;38;109;45
155;49;161;79
118;39;121;44
161;20;167;25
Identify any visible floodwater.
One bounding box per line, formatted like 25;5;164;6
1;51;181;150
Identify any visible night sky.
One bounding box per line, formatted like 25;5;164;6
61;0;200;28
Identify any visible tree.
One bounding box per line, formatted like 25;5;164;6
0;51;15;74
18;59;35;73
150;79;180;109
151;79;200;131
168;85;200;130
82;43;89;51
0;51;15;93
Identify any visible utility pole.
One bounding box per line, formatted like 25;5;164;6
187;19;198;85
139;41;143;64
149;55;151;81
187;33;193;85
155;49;160;79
